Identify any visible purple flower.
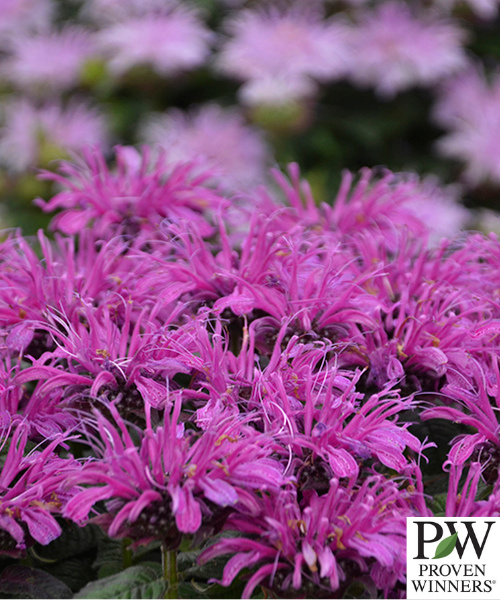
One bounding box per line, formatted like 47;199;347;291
348;2;467;97
0;0;53;45
2;135;499;596
0;98;108;172
36;146;226;239
140;104;270;189
1;27;95;94
83;0;180;23
14;301;198;420
423;356;500;475
433;65;500;186
0;421;81;556
64;404;286;547
217;5;350;105
445;462;500;517
200;475;416;598
97;4;213;77
0;229;144;338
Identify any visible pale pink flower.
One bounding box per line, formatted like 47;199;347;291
477;209;500;236
399;176;470;245
83;0;180;23
0;99;108;172
140;104;270;188
349;2;467;97
238;75;317;107
432;67;496;128
217;5;350;104
2;27;95;94
0;0;53;44
97;5;213;77
434;66;500;185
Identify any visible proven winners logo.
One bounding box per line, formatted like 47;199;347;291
407;517;500;599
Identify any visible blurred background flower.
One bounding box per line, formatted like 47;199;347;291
1;0;500;231
139;103;270;188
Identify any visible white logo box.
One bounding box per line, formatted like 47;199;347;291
407;517;500;599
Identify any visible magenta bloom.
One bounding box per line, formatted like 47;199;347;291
64;404;286;547
423;356;500;475
200;475;416;598
0;422;81;556
14;301;198;419
36;146;226;239
2;140;495;598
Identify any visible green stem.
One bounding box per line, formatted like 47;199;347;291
162;545;179;599
122;538;133;569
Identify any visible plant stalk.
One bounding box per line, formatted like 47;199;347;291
162;545;179;599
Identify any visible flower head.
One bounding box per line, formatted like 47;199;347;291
348;2;467;97
433;65;500;185
64;403;286;547
97;5;213;77
200;475;416;598
1;27;95;94
0;98;108;172
140;104;270;189
36;146;226;239
217;5;350;104
0;422;81;556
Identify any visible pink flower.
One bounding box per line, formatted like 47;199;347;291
140;104;270;189
348;2;467;97
0;0;53;45
14;301;197;420
217;5;350;104
200;475;415;598
64;404;286;547
433;66;500;185
97;5;213;77
238;75;317;107
36;146;226;239
0;422;81;556
397;176;470;245
83;0;180;23
0;98;108;172
1;27;96;94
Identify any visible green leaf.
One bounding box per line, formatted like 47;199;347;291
430;493;447;517
92;535;124;579
43;555;96;593
31;522;101;563
30;522;101;591
75;564;165;599
0;566;72;599
433;533;458;559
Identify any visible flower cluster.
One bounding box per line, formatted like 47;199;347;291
2;146;500;597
